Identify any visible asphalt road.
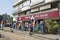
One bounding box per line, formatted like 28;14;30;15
0;27;60;40
0;29;41;40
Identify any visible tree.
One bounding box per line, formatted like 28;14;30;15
45;19;59;34
8;17;13;23
0;15;3;23
2;13;9;21
2;13;13;23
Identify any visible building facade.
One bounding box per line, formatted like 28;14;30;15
13;0;60;21
13;0;60;33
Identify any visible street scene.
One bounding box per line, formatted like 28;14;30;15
0;27;60;40
0;0;60;40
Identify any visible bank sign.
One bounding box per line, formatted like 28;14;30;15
33;11;59;19
18;10;59;21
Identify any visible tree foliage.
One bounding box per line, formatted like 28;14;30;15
8;17;13;23
45;19;60;34
0;15;3;23
2;14;13;23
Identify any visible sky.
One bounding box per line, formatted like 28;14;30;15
0;0;14;16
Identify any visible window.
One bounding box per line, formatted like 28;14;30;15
58;2;60;9
26;10;31;15
40;4;51;11
19;4;23;8
23;0;30;7
30;0;44;6
14;6;18;10
18;12;26;16
51;2;58;8
45;0;54;3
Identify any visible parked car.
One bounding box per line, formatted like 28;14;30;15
5;24;10;27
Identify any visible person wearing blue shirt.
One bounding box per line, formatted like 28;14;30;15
40;21;45;34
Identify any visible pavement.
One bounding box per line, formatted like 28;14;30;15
0;38;6;40
0;27;42;40
13;29;60;40
0;27;60;40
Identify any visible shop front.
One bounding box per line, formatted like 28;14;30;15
18;10;60;34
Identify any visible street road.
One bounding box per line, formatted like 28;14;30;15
0;30;42;40
0;27;60;40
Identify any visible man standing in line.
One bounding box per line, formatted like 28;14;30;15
1;23;3;29
40;20;45;34
1;21;3;29
32;20;35;33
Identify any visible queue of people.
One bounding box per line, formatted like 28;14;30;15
0;20;45;35
10;20;45;35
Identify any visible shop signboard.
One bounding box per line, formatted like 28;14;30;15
33;11;59;19
21;15;32;21
18;11;59;21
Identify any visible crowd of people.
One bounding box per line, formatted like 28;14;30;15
0;20;45;35
9;20;45;35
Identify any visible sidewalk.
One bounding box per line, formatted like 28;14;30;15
13;29;60;40
0;28;42;40
2;27;60;40
33;34;60;40
0;30;27;40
